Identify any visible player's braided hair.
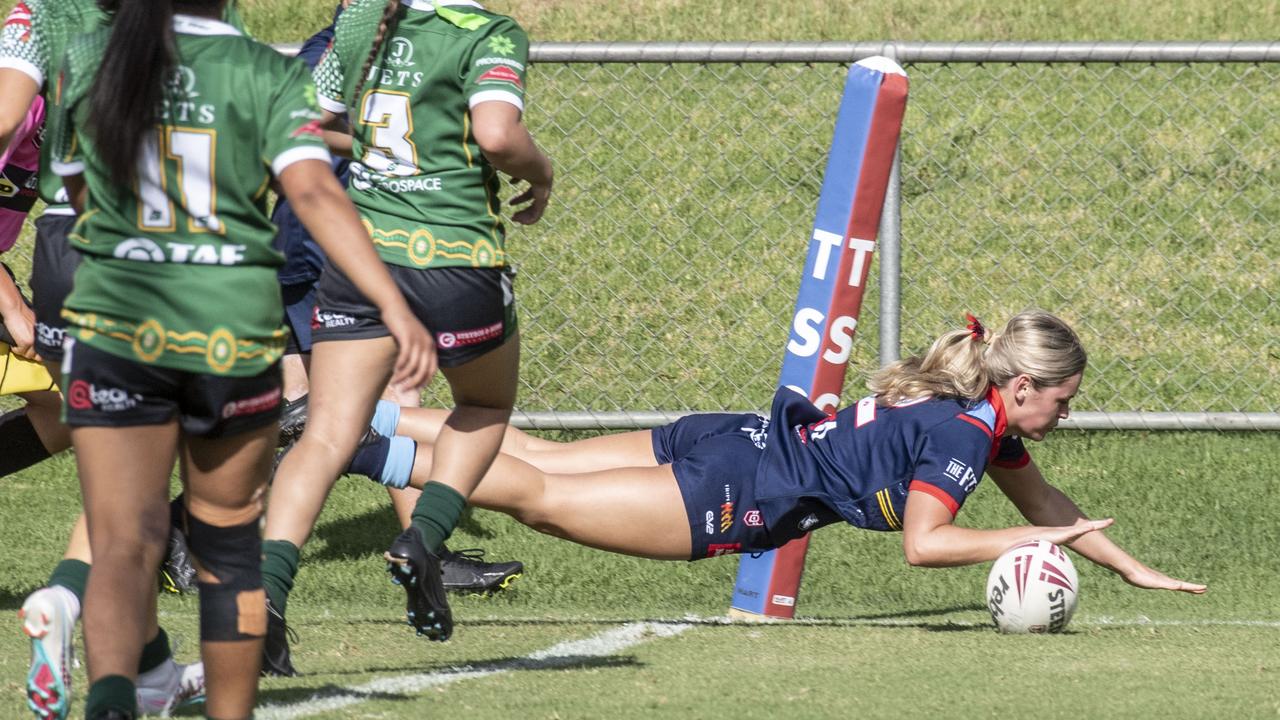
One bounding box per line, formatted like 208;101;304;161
868;310;1086;405
350;0;403;115
89;0;221;186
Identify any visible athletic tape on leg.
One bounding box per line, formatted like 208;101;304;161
187;512;267;641
730;58;909;619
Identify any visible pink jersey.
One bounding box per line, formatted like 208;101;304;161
0;94;43;253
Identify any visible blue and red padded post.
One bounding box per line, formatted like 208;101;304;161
729;57;909;620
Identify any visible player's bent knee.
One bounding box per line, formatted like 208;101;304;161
186;511;266;641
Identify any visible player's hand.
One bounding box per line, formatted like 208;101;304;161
1121;565;1207;594
1041;517;1114;546
509;176;552;225
382;305;436;392
1;304;42;361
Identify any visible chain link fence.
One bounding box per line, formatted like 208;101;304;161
499;42;1280;430
7;43;1277;428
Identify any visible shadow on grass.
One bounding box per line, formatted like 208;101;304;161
0;586;40;612
309;504;498;562
254;655;640;708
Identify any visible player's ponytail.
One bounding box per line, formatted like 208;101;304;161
350;0;403;112
869;327;989;405
868;310;1086;405
89;0;174;186
984;310;1087;391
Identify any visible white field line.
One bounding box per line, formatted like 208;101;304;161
669;614;1280;629
255;621;692;720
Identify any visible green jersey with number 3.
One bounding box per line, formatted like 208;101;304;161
314;0;530;269
49;14;331;376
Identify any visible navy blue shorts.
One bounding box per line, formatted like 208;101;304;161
653;412;776;560
280;281;316;356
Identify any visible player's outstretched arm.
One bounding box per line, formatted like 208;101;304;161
988;461;1206;594
901;489;1112;568
277;159;436;391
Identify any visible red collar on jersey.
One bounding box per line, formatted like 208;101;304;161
986;384;1009;438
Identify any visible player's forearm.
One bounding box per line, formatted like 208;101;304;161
0;269;23;315
903;523;1054;567
479;125;552;186
0;70;38;159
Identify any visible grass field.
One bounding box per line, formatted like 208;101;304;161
2;433;1279;718
2;1;1280;718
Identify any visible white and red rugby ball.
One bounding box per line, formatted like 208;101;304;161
985;539;1079;633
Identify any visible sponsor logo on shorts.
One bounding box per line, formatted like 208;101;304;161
706;543;741;558
67;379;141;412
743;510;763;527
720;484;734;534
312;308;357;329
798;513;819;532
704;510;715;535
221;387;282;419
36;322;63;350
771;594;796;607
477;65;522;89
437;321;502;350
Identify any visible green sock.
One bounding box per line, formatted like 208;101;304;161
261;539;300;614
85;675;136;718
47;559;90;603
137;627;170;675
410;481;467;553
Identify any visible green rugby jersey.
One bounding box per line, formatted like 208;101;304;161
314;0;530;269
49;14;331;376
0;1;246;212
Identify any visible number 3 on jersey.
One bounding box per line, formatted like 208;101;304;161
360;90;419;177
138;127;221;234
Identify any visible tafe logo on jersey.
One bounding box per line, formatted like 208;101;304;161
387;38;415;68
113;238;246;266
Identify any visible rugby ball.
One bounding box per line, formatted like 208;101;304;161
985;539;1078;633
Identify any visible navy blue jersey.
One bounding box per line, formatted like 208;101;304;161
272;4;350;285
754;386;1030;544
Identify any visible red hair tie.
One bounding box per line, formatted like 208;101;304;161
965;312;986;342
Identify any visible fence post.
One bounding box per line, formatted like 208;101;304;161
878;147;902;368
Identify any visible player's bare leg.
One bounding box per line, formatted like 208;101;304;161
265;336;397;548
73;424;176;709
408;441;692;559
396;405;658;474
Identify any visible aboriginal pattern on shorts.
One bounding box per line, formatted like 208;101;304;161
61;338;282;438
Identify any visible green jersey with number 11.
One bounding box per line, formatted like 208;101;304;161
314;0;530;269
50;15;331;376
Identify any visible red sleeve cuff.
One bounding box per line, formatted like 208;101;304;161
908;480;959;516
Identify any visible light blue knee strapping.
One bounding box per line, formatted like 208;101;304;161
371;400;402;437
380;435;416;489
